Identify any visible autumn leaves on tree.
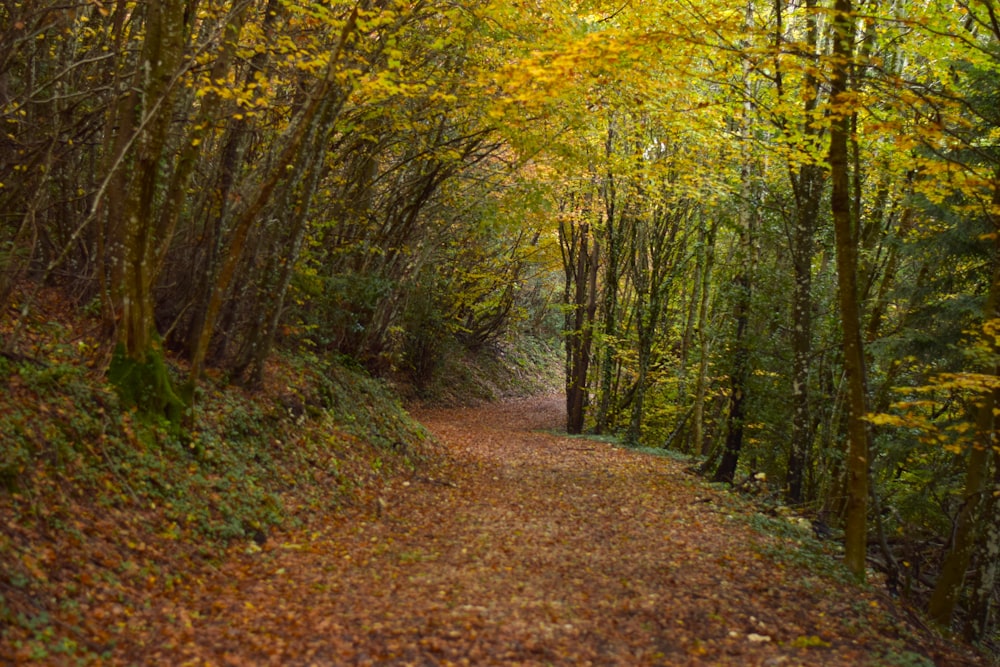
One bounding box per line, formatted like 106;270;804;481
1;0;999;643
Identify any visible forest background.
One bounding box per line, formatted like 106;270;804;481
2;0;1000;657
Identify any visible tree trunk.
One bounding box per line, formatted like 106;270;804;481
187;6;360;384
713;266;750;483
767;0;825;503
628;318;654;446
715;0;758;483
566;222;599;434
829;0;869;580
677;214;711;454
957;26;1000;647
184;0;281;362
235;153;325;387
595;125;620;435
693;220;717;455
964;448;1000;642
105;0;192;421
786;163;823;503
928;385;996;627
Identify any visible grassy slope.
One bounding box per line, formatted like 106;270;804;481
0;289;452;663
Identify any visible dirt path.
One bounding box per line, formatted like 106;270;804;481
114;396;976;666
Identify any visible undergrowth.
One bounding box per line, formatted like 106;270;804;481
744;511;856;586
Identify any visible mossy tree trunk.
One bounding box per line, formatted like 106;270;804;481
105;0;193;420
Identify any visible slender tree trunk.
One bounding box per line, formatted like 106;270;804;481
628;319;653;445
693;220;717;455
714;0;758;483
626;215;653;445
566;222;599;434
714;193;754;483
713;264;750;483
829;0;869;580
595;125;620;435
928;383;997;626
625;202;680;446
962;201;1000;638
786;164;823;502
679;217;706;452
237;148;325;387
768;0;825;503
187;6;360;384
594;242;619;434
95;0;133;345
185;0;281;362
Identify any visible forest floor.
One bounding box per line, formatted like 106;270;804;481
82;394;983;666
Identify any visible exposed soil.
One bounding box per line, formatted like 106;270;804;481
92;395;982;665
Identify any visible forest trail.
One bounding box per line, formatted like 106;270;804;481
110;396;973;666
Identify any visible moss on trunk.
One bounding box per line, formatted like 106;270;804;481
108;342;187;425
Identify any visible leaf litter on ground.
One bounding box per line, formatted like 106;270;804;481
2;392;986;666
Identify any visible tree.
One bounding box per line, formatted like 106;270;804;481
561;198;600;434
772;0;826;503
828;0;869;579
713;176;756;484
103;0;202;420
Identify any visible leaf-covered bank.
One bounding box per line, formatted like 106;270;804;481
0;288;434;663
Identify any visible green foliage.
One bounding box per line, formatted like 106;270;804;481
1;351;118;492
789;634;832;649
745;512;857;586
874;649;937;667
398;273;454;385
305;273;395;353
624;444;696;463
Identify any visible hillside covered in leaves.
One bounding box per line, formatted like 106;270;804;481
3;0;1000;659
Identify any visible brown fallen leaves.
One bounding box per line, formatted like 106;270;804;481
11;395;986;665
